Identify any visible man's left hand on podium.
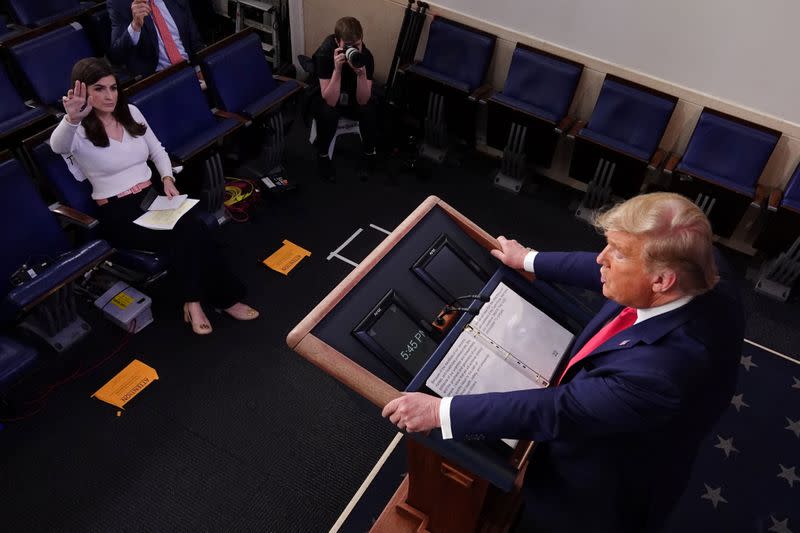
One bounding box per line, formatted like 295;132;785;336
383;392;441;433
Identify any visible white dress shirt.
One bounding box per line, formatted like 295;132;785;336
439;250;694;439
49;105;173;200
127;0;189;72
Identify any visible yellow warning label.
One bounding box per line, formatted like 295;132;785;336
263;239;311;275
92;359;158;409
111;291;134;309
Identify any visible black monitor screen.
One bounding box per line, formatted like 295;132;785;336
425;245;486;301
413;234;489;303
353;290;439;381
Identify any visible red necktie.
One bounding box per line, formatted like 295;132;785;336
149;0;185;65
555;307;638;384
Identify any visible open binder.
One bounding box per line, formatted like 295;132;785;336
427;281;574;397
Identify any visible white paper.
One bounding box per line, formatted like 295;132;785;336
148;194;188;211
427;282;574;397
133;198;199;230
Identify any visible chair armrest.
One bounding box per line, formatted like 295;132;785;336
555;116;575;135
648;149;667;170
767;188;782;212
750;184;770;209
469;84;494;102
274;75;308;89
213;109;248;123
49;203;98;229
663;152;681;175
566;119;586;140
477;87;498;104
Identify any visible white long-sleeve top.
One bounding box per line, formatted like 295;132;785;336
49;104;173;200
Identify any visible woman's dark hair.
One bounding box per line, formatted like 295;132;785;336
70;57;146;147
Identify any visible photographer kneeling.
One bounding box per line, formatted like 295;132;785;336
313;17;377;181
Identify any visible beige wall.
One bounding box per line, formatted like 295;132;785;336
303;0;800;190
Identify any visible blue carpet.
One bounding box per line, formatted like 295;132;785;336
664;341;799;533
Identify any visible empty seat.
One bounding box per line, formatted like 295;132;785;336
753;162;800;256
664;108;780;238
403;17;496;154
8;23;95;109
0;335;39;396
0;62;50;140
0;153;112;350
485;43;582;186
127;65;242;163
5;0;94;27
569;75;677;200
199;30;302;120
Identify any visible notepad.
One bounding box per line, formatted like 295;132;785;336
427;282;574;397
133;198;199;230
148;194;188;211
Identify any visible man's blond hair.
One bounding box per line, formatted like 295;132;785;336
595;192;719;295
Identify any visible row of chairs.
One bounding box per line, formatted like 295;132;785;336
401;17;786;239
1;4;118;144
399;16;800;297
2;0;101;28
0;28;303;401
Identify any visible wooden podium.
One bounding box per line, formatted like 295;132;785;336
287;197;532;532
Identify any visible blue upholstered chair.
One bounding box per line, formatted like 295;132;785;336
568;75;677;203
8;24;95;109
127;64;243;218
0;153;112;351
24;132;170;285
403;17;496;158
753;163;800;256
0;61;50;141
198;30;303;172
752;163;800;301
5;0;95;27
484;43;583;191
0;334;39;398
664;108;780;238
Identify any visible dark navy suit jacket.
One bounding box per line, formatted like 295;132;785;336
450;251;743;533
107;0;203;77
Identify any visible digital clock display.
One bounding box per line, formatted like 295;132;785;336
366;303;438;376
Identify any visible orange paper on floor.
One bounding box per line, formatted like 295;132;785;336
92;359;158;409
263;239;311;275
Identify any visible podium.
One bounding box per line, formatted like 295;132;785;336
286;196;587;532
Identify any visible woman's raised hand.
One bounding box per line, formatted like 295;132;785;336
62;80;94;125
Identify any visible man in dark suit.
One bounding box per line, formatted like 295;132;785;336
107;0;203;77
383;192;744;532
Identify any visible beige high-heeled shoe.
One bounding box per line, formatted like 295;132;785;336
183;303;212;335
224;303;260;321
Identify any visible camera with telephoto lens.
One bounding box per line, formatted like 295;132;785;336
342;44;365;68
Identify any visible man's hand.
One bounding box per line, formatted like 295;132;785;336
131;0;151;32
491;235;533;271
351;65;367;78
62;81;94;125
333;47;346;72
382;393;441;433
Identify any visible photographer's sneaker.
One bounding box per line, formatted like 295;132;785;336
358;152;377;181
318;155;335;182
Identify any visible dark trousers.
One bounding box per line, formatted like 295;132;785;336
97;193;245;308
313;98;377;156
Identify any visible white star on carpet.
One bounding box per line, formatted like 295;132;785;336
793;376;800;390
731;393;750;412
700;484;728;508
777;465;800;488
786;418;800;439
769;515;793;533
740;355;758;371
713;435;739;458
